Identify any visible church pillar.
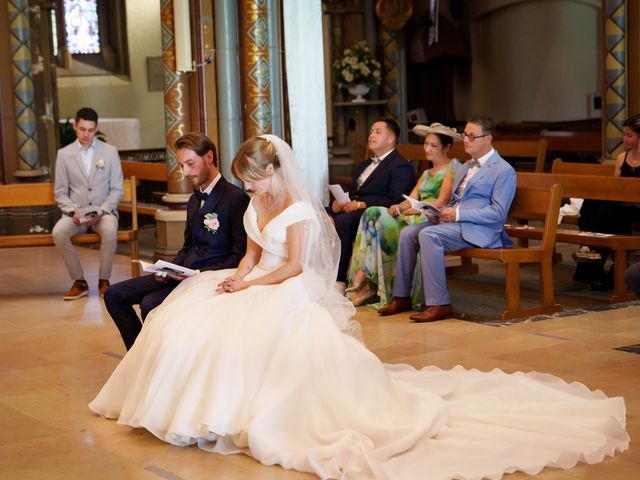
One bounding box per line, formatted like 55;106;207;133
267;0;284;137
8;0;47;180
214;0;242;181
156;0;192;259
239;0;272;136
379;27;408;143
603;0;627;158
627;0;639;115
283;0;329;202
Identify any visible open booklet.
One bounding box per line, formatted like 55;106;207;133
402;194;442;214
78;206;101;224
328;184;350;204
132;259;200;278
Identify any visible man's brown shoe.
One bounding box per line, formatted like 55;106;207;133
409;304;454;323
63;280;89;300
98;279;110;298
377;297;412;316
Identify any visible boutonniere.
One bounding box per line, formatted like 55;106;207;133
96;159;105;170
203;212;220;234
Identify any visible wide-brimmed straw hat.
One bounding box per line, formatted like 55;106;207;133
413;123;462;141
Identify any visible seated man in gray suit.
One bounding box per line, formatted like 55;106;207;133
379;115;517;322
53;107;124;300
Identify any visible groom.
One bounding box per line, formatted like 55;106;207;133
379;115;517;322
104;132;249;349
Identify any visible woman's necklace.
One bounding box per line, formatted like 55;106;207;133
264;178;284;210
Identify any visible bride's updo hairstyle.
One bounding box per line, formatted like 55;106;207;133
232;137;281;182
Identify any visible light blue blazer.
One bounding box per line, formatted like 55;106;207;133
449;150;516;249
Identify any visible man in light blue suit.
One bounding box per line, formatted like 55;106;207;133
379;116;517;322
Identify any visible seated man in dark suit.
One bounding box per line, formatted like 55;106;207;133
327;118;415;288
104;132;250;350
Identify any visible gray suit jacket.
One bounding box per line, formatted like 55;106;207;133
54;139;124;216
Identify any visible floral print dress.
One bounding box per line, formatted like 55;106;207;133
347;160;458;309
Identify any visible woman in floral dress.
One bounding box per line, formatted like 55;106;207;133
347;123;461;308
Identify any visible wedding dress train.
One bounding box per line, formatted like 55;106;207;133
90;201;628;480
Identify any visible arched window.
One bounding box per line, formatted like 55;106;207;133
53;0;129;76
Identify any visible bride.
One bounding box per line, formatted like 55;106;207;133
90;135;628;480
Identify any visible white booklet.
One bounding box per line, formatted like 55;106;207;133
402;194;442;214
328;184;350;204
78;206;101;224
132;259;200;277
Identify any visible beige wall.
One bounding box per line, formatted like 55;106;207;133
469;0;600;122
57;0;164;148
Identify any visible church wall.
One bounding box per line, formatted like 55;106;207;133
469;0;601;123
56;0;164;149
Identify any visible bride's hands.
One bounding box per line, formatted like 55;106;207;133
217;276;249;293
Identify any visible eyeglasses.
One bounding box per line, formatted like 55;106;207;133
462;132;490;142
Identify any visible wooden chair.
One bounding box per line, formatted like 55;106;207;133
0;178;139;277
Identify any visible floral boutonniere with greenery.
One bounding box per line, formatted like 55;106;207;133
96;159;105;170
203;212;220;234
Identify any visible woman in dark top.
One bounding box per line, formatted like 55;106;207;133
574;114;640;289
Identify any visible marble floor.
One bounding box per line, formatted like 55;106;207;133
1;245;638;479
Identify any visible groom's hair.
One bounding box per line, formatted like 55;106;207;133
175;132;218;167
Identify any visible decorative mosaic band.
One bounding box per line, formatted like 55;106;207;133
161;0;191;193
8;0;39;170
379;27;406;142
604;0;626;158
239;0;272;136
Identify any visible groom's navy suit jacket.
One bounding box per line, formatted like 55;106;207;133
173;176;249;271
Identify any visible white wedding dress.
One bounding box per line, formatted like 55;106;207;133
90;200;628;480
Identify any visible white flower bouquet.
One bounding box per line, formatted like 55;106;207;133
332;41;382;89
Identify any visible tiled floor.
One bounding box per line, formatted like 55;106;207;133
1;245;638;479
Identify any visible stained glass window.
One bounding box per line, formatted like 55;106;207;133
64;0;100;54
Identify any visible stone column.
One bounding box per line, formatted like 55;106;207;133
156;0;192;259
8;0;47;180
214;0;242;181
239;0;272;136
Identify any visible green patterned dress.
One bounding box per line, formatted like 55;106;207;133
347;160;459;309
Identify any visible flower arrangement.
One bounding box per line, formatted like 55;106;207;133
96;159;105;170
203;212;220;234
332;41;382;89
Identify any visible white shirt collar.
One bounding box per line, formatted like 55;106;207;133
475;148;495;166
76;139;96;152
200;173;221;196
373;148;395;162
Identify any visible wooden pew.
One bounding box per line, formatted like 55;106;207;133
551;158;615;176
0;178;139;277
120;160;169;216
446;183;563;320
508;172;640;302
399;138;547;174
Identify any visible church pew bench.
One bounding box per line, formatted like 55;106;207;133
120;160;169;216
507;172;640;303
551;158;615;176
444;183;563;320
0;178;140;277
398;138;548;174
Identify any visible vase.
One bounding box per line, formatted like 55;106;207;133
348;84;370;102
